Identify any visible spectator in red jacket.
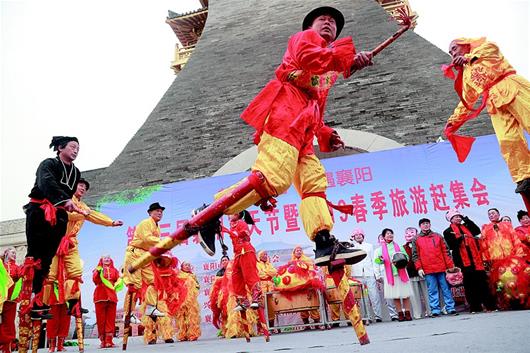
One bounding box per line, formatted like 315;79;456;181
412;218;457;316
93;255;121;348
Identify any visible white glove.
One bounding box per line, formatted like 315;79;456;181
418;269;425;278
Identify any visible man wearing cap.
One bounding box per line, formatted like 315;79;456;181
412;218;457;316
443;209;495;313
24;136;84;317
123;202;166;320
350;228;382;323
201;5;373;267
443;38;530;194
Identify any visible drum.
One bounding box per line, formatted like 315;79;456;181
269;289;320;314
350;282;363;300
325;286;342;304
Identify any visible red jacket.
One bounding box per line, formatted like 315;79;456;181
412;230;454;274
3;259;22;301
92;260;119;303
229;219;256;257
241;29;355;156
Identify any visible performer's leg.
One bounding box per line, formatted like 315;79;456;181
25;206;68;296
231;259;248;309
239;254;261;307
95;302;106;346
64;245;83;303
330;303;341;322
294;154;365;266
56;306;70;345
0;302;17;346
490;107;530;186
188;299;201;341
105;302;117;347
214;132;299;214
46;305;60;340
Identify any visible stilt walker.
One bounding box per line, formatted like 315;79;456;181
129;7;414;346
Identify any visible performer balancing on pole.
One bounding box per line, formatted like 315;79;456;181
192;6;374;344
24;136;84;318
195;6;372;267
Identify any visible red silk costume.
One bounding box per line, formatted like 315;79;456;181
481;222;530;308
0;259;22;352
92;258;120;348
216;29;355;240
226;219;261;305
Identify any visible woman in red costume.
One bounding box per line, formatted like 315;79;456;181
93;255;121;348
223;210;262;311
0;248;22;353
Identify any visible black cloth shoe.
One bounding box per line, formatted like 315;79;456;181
314;230;367;266
164;339;174;344
191;204;221;256
30;307;53;320
515;178;530;193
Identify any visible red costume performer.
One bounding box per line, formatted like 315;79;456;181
481;208;529;309
209;256;230;336
0;248;22;353
223;211;262;310
197;6;371;267
92;256;121;348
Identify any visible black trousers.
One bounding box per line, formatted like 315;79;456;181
462;268;496;312
25;203;68;295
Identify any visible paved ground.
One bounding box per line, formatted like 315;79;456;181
79;310;529;353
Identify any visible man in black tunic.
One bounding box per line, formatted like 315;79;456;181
24;136;84;317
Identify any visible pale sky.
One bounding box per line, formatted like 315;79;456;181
1;0;529;222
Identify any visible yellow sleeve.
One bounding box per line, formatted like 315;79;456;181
86;209;114;227
67;211;85;222
447;82;480;126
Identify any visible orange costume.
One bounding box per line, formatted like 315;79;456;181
0;255;22;353
92;257;121;348
444;38;530;186
481;221;530;308
175;264;201;341
123;216;161;318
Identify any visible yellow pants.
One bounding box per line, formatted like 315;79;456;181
215;132;332;239
123;246;157;306
329;303;347;321
47;243;82;301
490;76;530;183
175;299;201;341
300;309;320;321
